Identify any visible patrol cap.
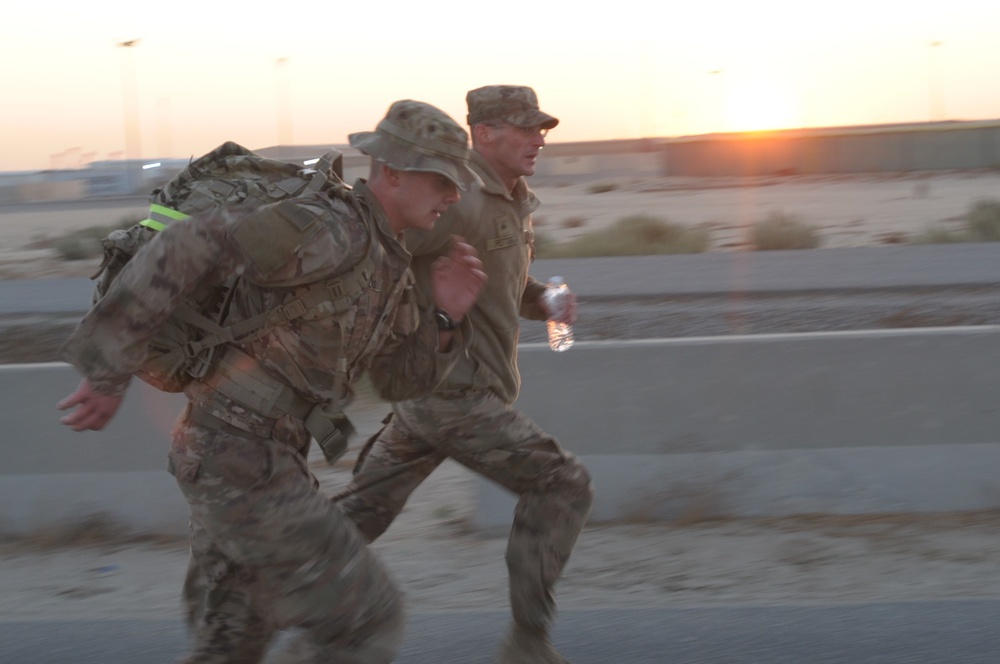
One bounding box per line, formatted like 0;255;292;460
349;100;478;190
466;85;559;130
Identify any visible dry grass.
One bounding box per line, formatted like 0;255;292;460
537;214;710;258
746;211;821;250
586;182;619;194
1;514;185;553
910;198;1000;245
51;217;142;261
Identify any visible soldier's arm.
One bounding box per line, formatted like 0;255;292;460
56;378;125;432
60;207;241;396
519;274;549;321
367;238;486;401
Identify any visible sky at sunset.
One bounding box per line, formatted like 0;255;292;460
2;0;1000;172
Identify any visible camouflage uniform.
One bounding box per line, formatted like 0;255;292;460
336;87;594;664
61;100;476;664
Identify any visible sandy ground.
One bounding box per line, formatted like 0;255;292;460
4;172;1000;646
531;171;1000;250
5;451;1000;623
2;170;1000;279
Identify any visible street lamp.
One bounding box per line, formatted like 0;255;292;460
275;57;293;146
709;69;726;133
638;41;654;138
156;97;173;159
928;41;945;121
117;39;142;194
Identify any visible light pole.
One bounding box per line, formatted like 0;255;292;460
275;57;293;146
156;97;173;159
928;40;945;121
638;41;654;138
117;39;142;194
709;69;726;132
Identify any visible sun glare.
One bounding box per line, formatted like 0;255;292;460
725;81;801;132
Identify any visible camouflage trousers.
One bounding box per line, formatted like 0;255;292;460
170;405;404;664
334;389;594;638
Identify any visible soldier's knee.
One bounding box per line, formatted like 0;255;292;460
552;455;594;514
373;598;406;661
338;499;396;543
345;589;406;663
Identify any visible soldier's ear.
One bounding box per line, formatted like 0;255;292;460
381;163;402;187
471;123;493;145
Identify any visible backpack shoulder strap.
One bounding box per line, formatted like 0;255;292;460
161;186;382;370
303;148;345;194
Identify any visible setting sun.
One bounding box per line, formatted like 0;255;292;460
725;80;802;132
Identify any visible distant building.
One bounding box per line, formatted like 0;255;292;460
3;120;999;204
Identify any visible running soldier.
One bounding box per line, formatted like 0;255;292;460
336;86;594;664
57;100;486;664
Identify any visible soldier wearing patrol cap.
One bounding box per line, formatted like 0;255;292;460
465;84;560;130
338;86;593;664
58;100;486;664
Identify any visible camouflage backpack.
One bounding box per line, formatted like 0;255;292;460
92;141;375;393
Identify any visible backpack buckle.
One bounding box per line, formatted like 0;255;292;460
278;298;308;322
326;279;346;299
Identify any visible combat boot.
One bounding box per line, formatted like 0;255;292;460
497;623;571;664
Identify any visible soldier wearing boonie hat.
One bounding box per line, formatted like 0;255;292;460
350;99;480;191
338;85;592;664
466;84;559;130
58;96;487;663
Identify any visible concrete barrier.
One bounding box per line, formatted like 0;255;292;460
0;363;188;535
474;328;1000;530
6;326;1000;536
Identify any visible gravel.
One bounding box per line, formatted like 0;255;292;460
7;286;1000;364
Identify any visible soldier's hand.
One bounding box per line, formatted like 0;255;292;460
431;236;487;322
539;288;578;324
57;378;124;432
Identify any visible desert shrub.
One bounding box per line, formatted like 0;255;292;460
560;216;587;229
53;216;143;261
586;182;619;194
965;199;1000;242
747;212;820;250
54;236;101;261
909;224;969;245
537;215;710;258
909;199;1000;245
531;230;557;257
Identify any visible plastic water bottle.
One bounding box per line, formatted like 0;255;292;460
544;276;574;352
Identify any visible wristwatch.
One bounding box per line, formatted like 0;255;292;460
433;307;458;331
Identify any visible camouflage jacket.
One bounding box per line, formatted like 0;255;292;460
62;181;459;408
394;150;547;404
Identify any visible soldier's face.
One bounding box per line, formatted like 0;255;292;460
487;124;547;180
395;171;461;232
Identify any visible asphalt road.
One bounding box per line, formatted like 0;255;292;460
4;601;999;663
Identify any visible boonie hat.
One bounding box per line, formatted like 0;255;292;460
349;100;478;190
466;85;559;130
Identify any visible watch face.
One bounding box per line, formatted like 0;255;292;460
435;309;457;330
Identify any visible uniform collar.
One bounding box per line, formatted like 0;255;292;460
351;179;411;257
470;150;537;209
471;150;515;200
